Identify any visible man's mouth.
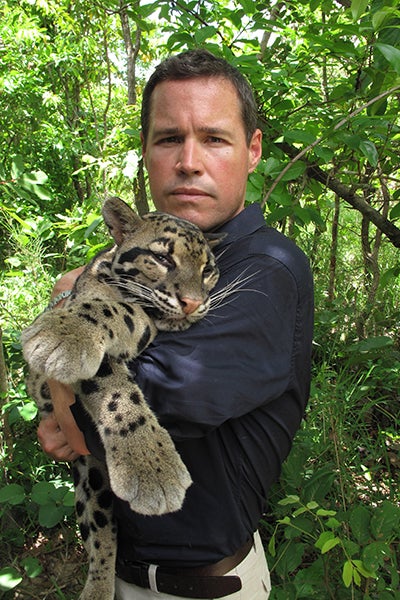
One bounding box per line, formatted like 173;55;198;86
171;187;210;199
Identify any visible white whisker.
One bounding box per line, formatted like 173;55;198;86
107;278;157;309
209;268;264;310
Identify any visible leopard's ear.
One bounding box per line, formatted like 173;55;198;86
204;232;227;248
102;196;143;245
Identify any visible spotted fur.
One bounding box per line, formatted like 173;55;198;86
22;196;222;600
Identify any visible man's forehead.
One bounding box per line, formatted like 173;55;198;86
148;77;242;125
151;77;239;106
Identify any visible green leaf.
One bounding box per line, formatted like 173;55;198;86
278;516;292;525
372;8;394;31
238;0;256;12
18;401;38;421
38;504;66;528
283;130;316;144
279;542;305;574
314;145;335;163
352;559;377;579
10;155;25;179
268;534;276;557
321;537;341;554
343;560;353;588
359;140;379;166
390;201;400;220
325;517;341;530
280;161;306;182
342;133;362;150
316;509;337;517
342;539;361;558
351;0;369;20
301;464;336;503
347;336;393;355
21;557;42;579
315;530;335;550
349;505;371;544
370;501;400;540
0;567;22;591
21;181;52;201
362;542;392;571
263;157;284;178
21;170;48;185
285;515;315;539
194;26;218;44
278;494;300;506
0;484;26;505
31;481;55;506
292;506;308;517
375;43;400;74
62;489;75;507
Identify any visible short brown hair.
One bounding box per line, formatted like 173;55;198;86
141;49;258;146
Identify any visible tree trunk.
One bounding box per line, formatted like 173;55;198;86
119;1;149;213
119;0;141;106
328;195;340;302
0;328;13;461
134;159;150;215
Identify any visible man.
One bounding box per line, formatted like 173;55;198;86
38;49;314;599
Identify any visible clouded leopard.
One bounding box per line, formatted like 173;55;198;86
21;196;223;600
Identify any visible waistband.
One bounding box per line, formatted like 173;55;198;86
116;537;253;598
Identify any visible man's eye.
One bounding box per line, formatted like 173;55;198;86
158;136;181;144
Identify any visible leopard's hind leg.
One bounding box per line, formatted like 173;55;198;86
73;455;117;600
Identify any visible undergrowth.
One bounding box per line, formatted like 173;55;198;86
0;215;399;598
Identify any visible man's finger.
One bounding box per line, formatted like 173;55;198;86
47;380;90;456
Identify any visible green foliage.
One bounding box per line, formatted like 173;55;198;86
262;351;399;598
0;480;74;529
0;0;399;596
264;493;399;598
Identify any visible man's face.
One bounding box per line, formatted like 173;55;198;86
142;77;262;231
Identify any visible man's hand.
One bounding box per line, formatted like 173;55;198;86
37;380;90;461
37;267;89;461
52;266;85;297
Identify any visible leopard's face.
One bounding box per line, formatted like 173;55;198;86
109;212;221;331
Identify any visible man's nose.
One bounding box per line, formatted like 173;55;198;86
175;140;203;175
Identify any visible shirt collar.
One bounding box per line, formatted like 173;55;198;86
215;203;266;247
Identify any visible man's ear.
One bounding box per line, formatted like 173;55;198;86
248;128;262;174
102;196;143;246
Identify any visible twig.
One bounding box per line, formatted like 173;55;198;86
261;84;400;207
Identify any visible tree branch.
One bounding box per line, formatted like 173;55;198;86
306;163;400;247
260;84;400;247
262;84;400;207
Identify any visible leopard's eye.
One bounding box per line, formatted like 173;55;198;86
151;252;176;269
203;263;215;277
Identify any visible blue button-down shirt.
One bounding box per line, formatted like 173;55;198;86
74;203;314;567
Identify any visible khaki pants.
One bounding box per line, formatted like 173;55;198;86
115;531;271;599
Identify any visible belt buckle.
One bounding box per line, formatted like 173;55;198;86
147;564;159;593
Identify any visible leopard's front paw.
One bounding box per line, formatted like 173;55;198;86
106;423;192;516
22;312;105;383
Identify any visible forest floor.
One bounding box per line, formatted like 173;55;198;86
2;528;86;600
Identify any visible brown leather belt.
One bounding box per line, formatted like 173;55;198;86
116;538;253;598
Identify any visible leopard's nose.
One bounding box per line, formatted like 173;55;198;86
180;297;202;315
